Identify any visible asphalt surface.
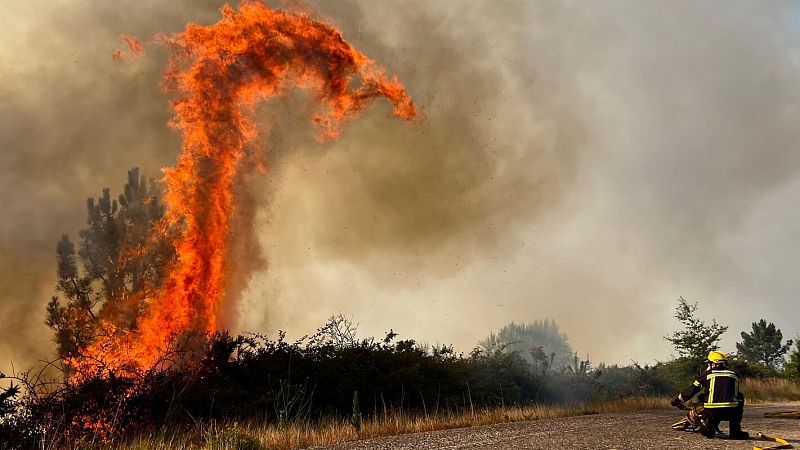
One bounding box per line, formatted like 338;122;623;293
318;404;800;450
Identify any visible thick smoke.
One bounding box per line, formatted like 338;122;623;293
236;0;582;340
237;0;800;360
2;0;800;375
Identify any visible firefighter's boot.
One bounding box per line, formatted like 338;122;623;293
700;416;724;439
729;422;749;440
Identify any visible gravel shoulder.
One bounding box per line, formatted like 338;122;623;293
317;403;800;450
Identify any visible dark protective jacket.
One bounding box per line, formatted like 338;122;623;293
678;367;740;409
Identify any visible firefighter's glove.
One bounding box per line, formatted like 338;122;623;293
670;397;684;409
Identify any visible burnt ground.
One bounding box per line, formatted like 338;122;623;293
317;403;800;450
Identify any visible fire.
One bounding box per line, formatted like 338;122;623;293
74;1;417;377
112;35;144;62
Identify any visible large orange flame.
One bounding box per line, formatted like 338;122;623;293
74;1;416;376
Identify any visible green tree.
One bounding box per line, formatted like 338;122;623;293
785;337;800;380
664;297;728;360
735;319;793;370
45;168;174;359
479;319;574;369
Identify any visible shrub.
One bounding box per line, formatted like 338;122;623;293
0;325;544;447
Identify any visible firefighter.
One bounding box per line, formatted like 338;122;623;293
670;350;749;439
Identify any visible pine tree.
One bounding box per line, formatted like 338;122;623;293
45;234;98;357
45;168;175;359
735;320;793;370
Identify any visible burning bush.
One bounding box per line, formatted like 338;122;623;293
1;318;545;448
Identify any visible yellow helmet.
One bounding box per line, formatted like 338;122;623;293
707;350;727;363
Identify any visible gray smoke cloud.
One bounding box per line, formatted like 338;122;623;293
1;0;799;377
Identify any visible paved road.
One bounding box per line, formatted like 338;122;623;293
319;404;800;450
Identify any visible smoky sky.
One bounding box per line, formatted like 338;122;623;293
2;1;800;375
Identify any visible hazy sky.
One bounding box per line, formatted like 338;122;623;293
2;1;800;375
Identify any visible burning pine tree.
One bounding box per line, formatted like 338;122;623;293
45;169;174;368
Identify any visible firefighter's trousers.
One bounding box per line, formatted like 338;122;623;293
700;392;745;438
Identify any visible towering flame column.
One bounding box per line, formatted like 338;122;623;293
119;1;417;370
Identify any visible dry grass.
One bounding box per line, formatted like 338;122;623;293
87;379;800;449
742;377;800;403
116;396;669;450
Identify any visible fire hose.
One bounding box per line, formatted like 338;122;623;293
753;433;793;450
753;411;800;450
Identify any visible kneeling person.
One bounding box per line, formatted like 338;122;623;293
670;350;749;440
